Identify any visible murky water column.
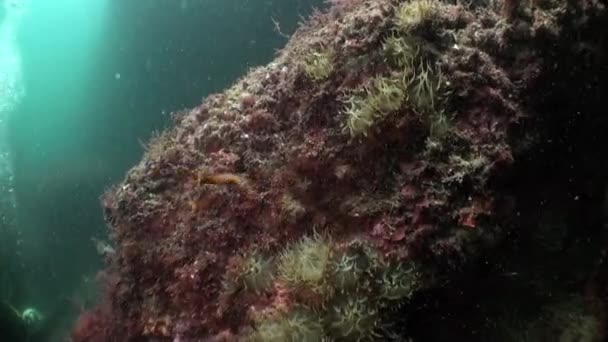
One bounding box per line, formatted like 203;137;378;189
0;0;27;276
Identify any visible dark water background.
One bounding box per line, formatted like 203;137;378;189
2;0;324;339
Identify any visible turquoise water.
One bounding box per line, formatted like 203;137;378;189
1;0;323;339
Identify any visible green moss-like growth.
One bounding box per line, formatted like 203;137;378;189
303;50;334;82
394;0;438;32
249;308;325;342
278;233;334;303
326;295;381;341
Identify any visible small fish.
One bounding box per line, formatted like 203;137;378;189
197;173;245;186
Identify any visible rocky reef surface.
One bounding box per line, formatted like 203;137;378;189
72;0;608;341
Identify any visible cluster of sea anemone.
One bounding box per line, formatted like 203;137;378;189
341;0;448;138
231;234;421;341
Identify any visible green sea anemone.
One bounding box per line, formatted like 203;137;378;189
394;0;438;32
343;31;447;138
326;295;381;341
382;34;419;69
238;253;275;293
247;235;426;341
343;76;406;137
303;50;334;82
407;59;442;114
331;243;375;291
378;261;420;301
278;233;334;302
250;308;325;342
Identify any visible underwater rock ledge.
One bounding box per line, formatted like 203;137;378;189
72;0;608;341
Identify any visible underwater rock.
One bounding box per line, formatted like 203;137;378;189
74;0;608;340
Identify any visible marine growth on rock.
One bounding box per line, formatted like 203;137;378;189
73;0;608;341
